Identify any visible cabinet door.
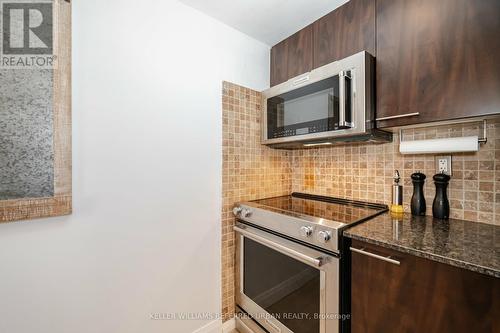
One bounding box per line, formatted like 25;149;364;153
270;39;288;87
313;0;375;68
350;241;412;333
376;0;500;127
350;240;500;333
270;25;313;87
286;24;314;80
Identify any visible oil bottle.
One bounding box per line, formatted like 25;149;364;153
391;170;404;214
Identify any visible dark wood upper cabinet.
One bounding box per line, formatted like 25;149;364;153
270;0;375;87
270;39;288;87
286;24;314;80
270;25;313;86
351;240;500;333
376;0;500;127
270;0;500;127
313;0;375;68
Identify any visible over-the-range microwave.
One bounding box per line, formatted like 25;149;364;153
262;51;392;149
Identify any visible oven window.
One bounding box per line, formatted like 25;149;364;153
244;238;320;333
267;76;339;139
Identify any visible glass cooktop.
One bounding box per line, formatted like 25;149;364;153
250;193;387;226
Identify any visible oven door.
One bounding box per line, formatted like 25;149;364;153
235;223;339;333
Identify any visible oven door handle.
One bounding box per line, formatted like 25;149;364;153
234;226;324;267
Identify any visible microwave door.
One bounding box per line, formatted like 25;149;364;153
261;51;383;147
266;76;340;140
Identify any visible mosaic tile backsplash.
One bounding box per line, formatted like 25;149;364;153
221;81;499;321
221;82;291;321
292;121;500;225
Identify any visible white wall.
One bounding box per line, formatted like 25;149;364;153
0;1;269;332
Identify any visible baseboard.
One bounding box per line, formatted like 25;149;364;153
192;319;222;333
222;318;236;333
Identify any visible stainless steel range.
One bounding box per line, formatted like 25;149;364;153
233;192;387;333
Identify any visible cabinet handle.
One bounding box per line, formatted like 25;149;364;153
376;112;420;121
350;247;400;265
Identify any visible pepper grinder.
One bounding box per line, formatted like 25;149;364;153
410;172;426;216
432;173;451;219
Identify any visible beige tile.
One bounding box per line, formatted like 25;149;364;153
221;82;291;321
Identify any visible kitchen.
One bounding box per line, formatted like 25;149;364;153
221;0;499;332
0;0;498;333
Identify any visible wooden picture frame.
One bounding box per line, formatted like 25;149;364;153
0;0;72;223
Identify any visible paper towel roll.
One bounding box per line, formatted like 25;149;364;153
399;136;479;155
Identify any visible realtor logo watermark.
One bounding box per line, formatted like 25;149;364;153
0;0;56;68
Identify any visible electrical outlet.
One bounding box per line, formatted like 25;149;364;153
435;155;452;175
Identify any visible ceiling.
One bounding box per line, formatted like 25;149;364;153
179;0;349;46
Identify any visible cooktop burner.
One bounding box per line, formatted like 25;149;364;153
233;192;388;253
252;193;387;225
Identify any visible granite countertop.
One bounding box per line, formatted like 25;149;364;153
344;213;500;278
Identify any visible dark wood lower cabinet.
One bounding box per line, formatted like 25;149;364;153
350;240;500;333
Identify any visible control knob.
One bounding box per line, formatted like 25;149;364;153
241;208;252;218
232;206;242;216
317;230;332;243
299;226;313;237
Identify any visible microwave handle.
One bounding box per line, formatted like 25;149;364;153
339;70;352;128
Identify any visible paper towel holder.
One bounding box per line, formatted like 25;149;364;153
399;119;488;145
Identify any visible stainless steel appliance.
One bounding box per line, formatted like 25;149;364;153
262;51;391;149
233;193;387;333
